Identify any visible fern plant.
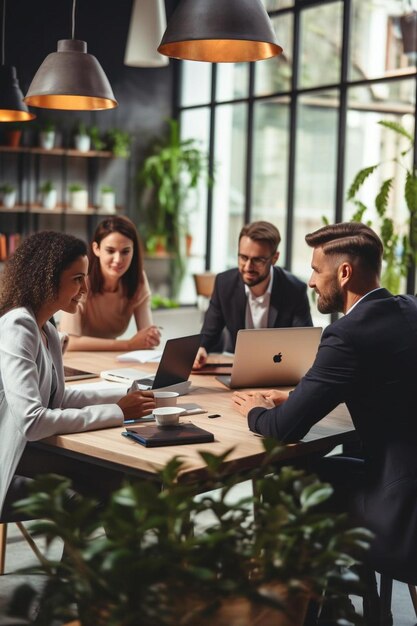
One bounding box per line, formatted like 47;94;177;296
346;120;417;294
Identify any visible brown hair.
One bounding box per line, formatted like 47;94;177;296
0;231;87;316
239;221;281;254
89;216;144;299
305;222;383;276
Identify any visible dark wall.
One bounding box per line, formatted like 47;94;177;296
4;0;177;215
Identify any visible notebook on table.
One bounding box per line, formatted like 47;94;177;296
101;334;201;394
64;366;97;381
123;423;214;447
216;327;322;389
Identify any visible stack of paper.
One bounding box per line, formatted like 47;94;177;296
116;350;162;363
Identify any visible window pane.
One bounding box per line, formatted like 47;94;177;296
293;90;340;326
299;2;343;89
349;0;417;82
216;63;250;102
252;97;290;261
344;82;416;289
255;13;293;96
181;61;212;107
211;104;248;271
178;108;211;304
261;0;294;9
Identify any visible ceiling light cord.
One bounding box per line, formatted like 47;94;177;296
2;0;6;66
71;0;76;40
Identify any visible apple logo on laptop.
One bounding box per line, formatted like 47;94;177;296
273;352;283;364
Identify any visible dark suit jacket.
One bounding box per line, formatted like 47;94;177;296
248;289;417;582
200;267;313;353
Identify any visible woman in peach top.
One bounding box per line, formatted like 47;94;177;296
60;216;161;351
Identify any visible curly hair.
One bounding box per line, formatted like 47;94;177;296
0;231;87;316
88;216;144;299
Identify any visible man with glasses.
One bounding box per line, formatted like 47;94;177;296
193;220;312;368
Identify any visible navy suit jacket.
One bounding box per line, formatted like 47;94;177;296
248;289;417;582
200;266;313;353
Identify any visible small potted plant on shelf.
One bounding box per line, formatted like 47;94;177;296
8;444;371;626
0;183;16;209
68;182;88;212
39;120;56;150
39;180;57;210
89;125;106;151
98;185;116;213
73;120;91;153
107;128;131;158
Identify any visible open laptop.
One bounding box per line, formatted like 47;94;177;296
216;327;322;389
101;334;201;392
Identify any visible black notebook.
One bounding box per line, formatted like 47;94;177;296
123;423;214;447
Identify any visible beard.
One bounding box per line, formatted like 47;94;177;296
240;266;271;288
316;281;344;314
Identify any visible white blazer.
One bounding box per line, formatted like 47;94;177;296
0;307;125;516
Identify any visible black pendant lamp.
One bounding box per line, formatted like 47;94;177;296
24;0;117;111
158;0;282;63
0;0;35;122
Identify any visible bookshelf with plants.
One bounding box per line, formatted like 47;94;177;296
0;123;131;263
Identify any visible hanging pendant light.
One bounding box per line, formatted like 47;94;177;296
0;0;35;122
158;0;282;63
24;0;117;110
124;0;168;68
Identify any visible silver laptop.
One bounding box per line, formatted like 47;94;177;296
216;327;322;389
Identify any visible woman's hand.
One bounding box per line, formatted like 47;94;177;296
232;391;275;416
127;326;161;350
263;389;291;406
118;390;156;420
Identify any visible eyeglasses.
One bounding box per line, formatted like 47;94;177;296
238;253;274;268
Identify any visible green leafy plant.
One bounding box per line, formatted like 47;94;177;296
74;120;89;136
89;125;106;151
68;182;85;192
9;443;371;626
107;128;131;158
150;293;179;309
101;185;114;194
347;120;417;293
0;183;15;193
40;119;55;132
39;180;55;193
138;119;211;295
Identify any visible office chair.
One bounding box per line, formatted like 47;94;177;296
193;272;216;313
0;521;44;575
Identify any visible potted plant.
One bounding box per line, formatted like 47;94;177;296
107;128;131;158
1;121;24;147
138;119;211;296
39;180;57;210
68;183;88;212
89;125;106;151
8;444;370;626
0;183;16;208
39;120;56;150
346;119;417;294
99;185;116;213
73;121;91;153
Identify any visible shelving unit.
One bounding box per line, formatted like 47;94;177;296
0;145;129;260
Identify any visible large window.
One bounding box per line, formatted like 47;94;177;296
177;0;417;314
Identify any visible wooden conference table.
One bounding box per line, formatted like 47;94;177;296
37;351;357;485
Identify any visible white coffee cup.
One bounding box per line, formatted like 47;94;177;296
153;406;185;427
153;391;179;407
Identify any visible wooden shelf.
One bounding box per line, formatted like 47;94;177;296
0;146;114;158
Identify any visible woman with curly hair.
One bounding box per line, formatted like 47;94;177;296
0;231;156;519
60;216;161;351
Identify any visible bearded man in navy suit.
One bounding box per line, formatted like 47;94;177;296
233;221;417;585
193;220;312;368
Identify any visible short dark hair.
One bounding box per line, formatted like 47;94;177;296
305;222;383;277
0;231;87;316
239;221;281;254
89;216;144;299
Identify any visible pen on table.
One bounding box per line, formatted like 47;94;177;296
124;416;155;424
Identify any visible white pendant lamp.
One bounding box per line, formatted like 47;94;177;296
24;0;117;111
124;0;169;68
